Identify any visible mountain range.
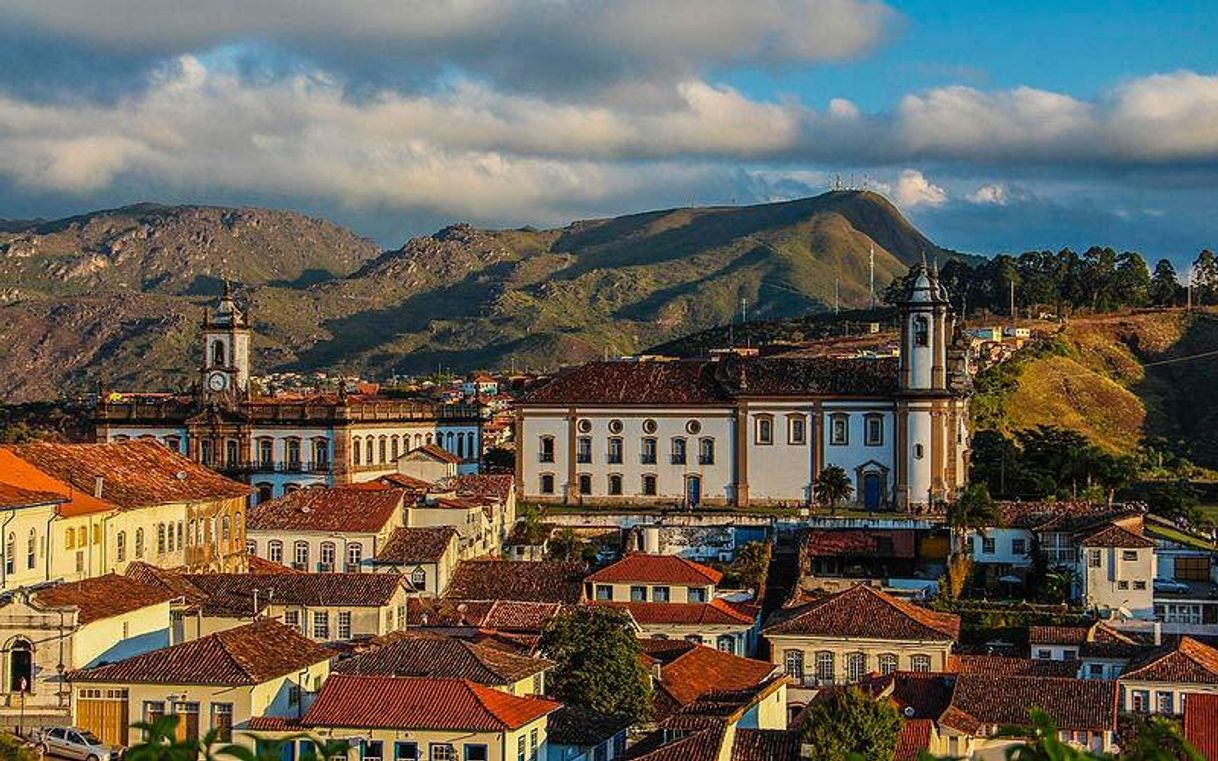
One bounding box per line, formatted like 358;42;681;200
0;191;947;402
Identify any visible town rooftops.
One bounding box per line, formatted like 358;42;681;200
404;443;461;464
596;600;755;627
763;584;960;641
248;487;406;533
333;631;551;684
940;675;1116;733
7;441;252;509
893;719;935;761
70;619;332;685
586;553;723;586
183;572;406;615
645;641;779;717
948;655;1078;678
451;474;515;502
1028;622;1143;659
1120;636;1218;684
374;526;458;565
408;597;566;633
32;574;176;624
801;529;917;559
446;560;586;603
1184;693;1218;761
997;501;1144;533
730;730;799;761
546;706;632;748
0;449;114;517
301;674;559;731
0;480;65;510
519;356;900;406
1078;523;1156;548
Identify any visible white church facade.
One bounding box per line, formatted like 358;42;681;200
514;261;971;511
96;286;483;501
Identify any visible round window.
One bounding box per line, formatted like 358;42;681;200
608;419;624;434
685;420;702;435
577;419;592;434
642;419;658;434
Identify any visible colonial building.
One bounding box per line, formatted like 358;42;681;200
515;260;971;510
95;287;483;501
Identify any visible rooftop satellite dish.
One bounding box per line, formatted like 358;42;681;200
176;471;188;481
903;706;916;718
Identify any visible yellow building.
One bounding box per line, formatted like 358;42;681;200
263;673;560;761
369;526;459;596
0;574;175;731
0;475;66;590
66;619;332;747
762;584;959;710
333;631;552;697
584;554;722;604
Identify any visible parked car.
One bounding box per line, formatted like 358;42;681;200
1153;578;1190;594
30;727;119;761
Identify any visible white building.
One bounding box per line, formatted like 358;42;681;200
515;260;971;510
96;287;482;501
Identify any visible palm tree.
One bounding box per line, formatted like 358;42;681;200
946;483;999;552
814;466;853;514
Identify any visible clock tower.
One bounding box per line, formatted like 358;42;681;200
201;282;252;399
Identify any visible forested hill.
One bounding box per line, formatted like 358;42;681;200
0;191;947;402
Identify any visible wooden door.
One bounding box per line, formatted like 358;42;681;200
77;688;129;746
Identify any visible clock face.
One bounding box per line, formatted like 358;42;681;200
207;372;228;391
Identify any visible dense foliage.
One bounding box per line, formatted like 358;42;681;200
800;686;901;761
539;606;653;722
969;426;1137;501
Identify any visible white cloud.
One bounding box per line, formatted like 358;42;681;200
893;169;948;208
967;183;1009;205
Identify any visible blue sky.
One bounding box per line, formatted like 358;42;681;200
1;1;1217;267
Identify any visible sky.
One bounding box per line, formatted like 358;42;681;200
1;1;1217;265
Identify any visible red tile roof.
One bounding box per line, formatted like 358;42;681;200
408;598;566;633
453;474;514;502
948;655;1079;678
893;719;934;761
447;560;586;603
334;631;551;684
0;449;114;517
375;473;435;491
764;584;960;641
596;599;755;626
247;555;303;574
586;554;723;586
1121;637;1218;684
184;572;406;614
0;481;65;510
873;671;954;721
248;487;405;533
302;674;559;731
33;574;176;624
7;441;251;509
375;526;458;564
943;675;1117;732
1184;693;1218;761
654;644;777;709
1079;523;1155;548
407;444;461;464
627;726;726;761
1028;622;1143;659
731;730;799;761
998;501;1144;533
802;530;917;559
70;619;332;685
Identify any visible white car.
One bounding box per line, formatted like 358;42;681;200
30;726;119;761
1153;578;1190;594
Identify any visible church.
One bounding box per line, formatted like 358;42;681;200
515;260;972;511
95;286;483;501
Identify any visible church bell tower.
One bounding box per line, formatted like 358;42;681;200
201;283;252;399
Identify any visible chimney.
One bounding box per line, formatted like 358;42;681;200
1153;621;1162;646
94;476;105;499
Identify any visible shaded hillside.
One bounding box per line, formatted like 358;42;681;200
0;203;379;297
978;310;1218;467
0;191;946;401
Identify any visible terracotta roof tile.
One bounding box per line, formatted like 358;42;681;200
184;572;405;614
32;574;176;624
546;707;633;747
375;526;458;564
70;619;332;685
875;671;955;721
626;726;726;761
247;555;304;574
447;560;586;603
586;554;723;586
1184;693;1218;761
997;501;1143;533
0;449;114;517
334;631;551;684
595;600;755;626
7;441;251;509
944;675;1117;732
893;719;934;761
1121;637;1218;684
452;475;514;502
949;655;1079;678
654;644;777;710
1079;523;1156;548
248;487;405;533
375;473;435;491
731;730;799;761
302;674;559;731
1028;622;1143;659
764;584;959;641
407;598;566;633
802;530;917;559
0;481;65;510
407;444;461;464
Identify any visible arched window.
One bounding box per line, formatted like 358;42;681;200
116;531;126;563
815;651;836;684
456;433;465;459
257;483;273;504
878;653;898;675
135;528;145;558
411;567;427;588
225;439;239;466
312;438;329;468
8;638;33;692
26;529;36;570
268;540;283;564
391;436;400;460
246;539;257;556
352;437;362;465
294;541;310;568
425;433;433;445
234;511;242;530
378;436;387;463
319;541;336;570
365;438;374;465
347;544;363;570
914;316;929;347
414;433;422;447
578;474;592;495
212;340;226;366
910;654;932;672
784;647;803;681
846;652;867;682
157;523;166;555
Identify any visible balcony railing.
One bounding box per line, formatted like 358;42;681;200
218;460;332;475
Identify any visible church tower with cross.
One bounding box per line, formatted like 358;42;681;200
200;283;252;399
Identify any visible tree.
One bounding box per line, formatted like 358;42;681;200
813;465;854;513
722;540;771;590
539;606;652;722
0;733;38;761
1149;259;1182;307
947;483;999;535
547;527;597;563
799;686;901;761
125;715;349;761
1193;249;1218;305
1121;715;1204;761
